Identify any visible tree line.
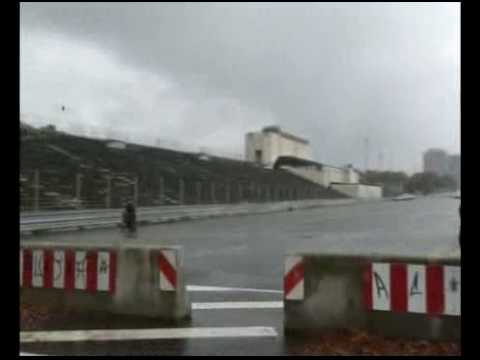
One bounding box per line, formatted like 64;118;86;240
360;170;458;196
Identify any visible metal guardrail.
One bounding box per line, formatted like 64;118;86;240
20;199;356;235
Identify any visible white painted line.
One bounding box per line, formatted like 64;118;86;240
53;250;65;289
20;326;278;343
192;301;283;310
74;251;87;290
19;352;45;356
372;262;391;311
187;285;283;294
407;264;426;314
444;266;461;316
32;250;44;288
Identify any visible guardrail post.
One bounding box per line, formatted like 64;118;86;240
75;173;82;204
196;181;202;204
178;178;185;205
159;176;165;205
225;183;231;203
133;176;138;208
238;183;243;203
105;175;111;208
210;182;216;204
33;169;39;212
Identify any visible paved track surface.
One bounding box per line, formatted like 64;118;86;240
20;196;460;356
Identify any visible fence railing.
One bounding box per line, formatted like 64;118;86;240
20;199;356;235
20;169;337;211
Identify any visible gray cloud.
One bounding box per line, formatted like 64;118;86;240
20;2;460;172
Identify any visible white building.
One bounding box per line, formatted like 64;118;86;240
274;156;382;199
245;127;382;199
245;126;313;167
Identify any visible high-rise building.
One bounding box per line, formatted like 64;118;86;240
423;148;460;187
448;154;461;187
423;149;449;175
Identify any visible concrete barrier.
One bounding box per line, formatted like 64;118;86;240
284;253;460;340
20;241;191;321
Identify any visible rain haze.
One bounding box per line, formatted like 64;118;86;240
20;2;460;173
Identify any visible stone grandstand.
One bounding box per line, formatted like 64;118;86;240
20;124;348;210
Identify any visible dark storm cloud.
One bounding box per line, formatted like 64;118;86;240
20;2;460;172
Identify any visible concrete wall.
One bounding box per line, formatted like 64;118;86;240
20;241;191;321
282;166;326;186
281;165;360;188
331;184;382;199
284;253;460;340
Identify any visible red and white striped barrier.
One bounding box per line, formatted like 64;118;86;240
284;256;304;300
159;249;177;291
20;248;117;293
364;262;460;316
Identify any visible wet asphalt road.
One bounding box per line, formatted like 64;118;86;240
20;195;460;356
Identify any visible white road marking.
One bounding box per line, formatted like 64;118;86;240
187;285;283;294
192;301;283;310
20;326;278;343
19;352;45;356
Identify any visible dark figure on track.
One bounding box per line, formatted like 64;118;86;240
122;202;137;236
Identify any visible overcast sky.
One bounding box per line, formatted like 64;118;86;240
20;2;460;173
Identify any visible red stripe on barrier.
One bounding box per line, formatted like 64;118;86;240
22;249;32;288
427;264;444;315
284;261;304;297
64;250;75;291
43;250;54;289
109;251;117;294
159;252;177;289
390;263;407;312
363;263;373;310
86;251;98;293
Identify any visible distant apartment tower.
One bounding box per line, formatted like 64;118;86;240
423;149;449;176
448;154;461;187
245;126;313;167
